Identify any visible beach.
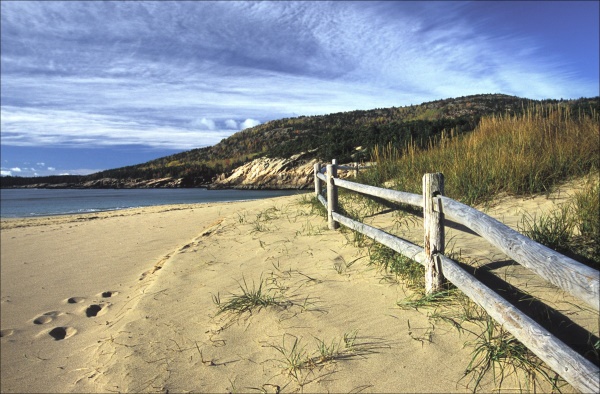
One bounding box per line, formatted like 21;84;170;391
1;188;597;393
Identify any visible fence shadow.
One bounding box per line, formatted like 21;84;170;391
457;259;600;366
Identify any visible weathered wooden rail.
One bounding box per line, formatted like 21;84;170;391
314;160;600;393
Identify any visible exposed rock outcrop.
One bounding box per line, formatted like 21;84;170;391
210;153;363;190
210;153;318;190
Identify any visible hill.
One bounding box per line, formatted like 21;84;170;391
2;94;597;189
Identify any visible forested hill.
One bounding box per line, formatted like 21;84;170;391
2;94;598;188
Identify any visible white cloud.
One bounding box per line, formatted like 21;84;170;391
224;119;238;129
10;167;21;172
36;162;45;166
241;119;261;130
0;164;102;177
190;117;216;130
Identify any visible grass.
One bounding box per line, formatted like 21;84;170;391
341;104;598;390
519;205;574;255
519;174;599;268
271;334;309;383
297;194;327;218
363;103;599;207
428;290;489;330
270;331;368;385
386;253;570;392
394;282;567;392
461;317;563;393
249;206;283;233
295;219;326;236
212;276;286;316
406;319;435;346
368;242;424;289
397;288;457;310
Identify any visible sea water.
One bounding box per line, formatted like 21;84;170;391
0;188;304;218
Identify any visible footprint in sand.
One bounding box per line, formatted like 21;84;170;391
66;296;85;304
100;290;118;298
48;326;77;340
85;303;109;318
33;311;64;325
0;329;15;338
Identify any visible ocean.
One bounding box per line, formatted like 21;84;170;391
0;188;304;218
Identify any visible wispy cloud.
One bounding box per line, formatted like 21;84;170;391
1;0;597;155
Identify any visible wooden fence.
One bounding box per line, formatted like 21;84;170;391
313;160;600;393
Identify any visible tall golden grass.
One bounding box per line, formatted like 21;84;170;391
367;103;599;206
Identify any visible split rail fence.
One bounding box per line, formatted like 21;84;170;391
314;159;599;393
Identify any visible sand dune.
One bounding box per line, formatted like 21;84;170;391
1;186;597;393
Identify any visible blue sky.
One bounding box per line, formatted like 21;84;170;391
1;1;598;177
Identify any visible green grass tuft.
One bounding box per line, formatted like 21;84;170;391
368;243;425;289
461;317;564;393
519;174;599;268
213;276;284;316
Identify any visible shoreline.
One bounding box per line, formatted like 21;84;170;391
0;188;306;220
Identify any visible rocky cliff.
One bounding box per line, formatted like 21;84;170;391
210;153;318;190
210;152;365;190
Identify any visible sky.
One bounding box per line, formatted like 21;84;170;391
1;1;598;177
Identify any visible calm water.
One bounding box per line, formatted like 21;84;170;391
0;188;304;218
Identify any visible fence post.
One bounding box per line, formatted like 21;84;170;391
314;163;322;196
354;162;359;178
423;173;445;294
327;161;339;230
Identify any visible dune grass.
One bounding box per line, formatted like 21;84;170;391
363;103;599;206
461;317;563;393
519;175;599;268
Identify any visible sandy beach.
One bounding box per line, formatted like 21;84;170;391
1;186;597;393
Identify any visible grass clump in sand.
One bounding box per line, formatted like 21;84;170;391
212;276;288;316
250;207;282;233
368;242;424;289
270;331;373;386
271;334;309;383
519;175;599;268
461;317;564;393
297;194;327;218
